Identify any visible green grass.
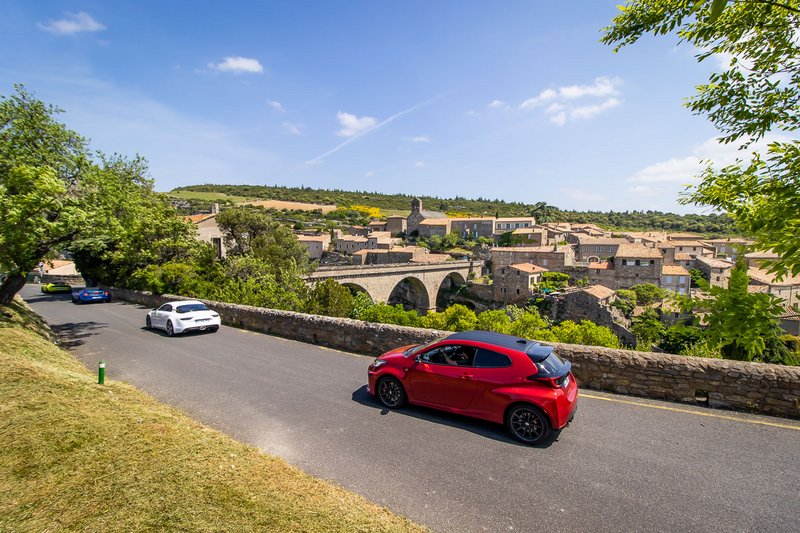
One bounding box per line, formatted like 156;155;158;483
166;190;254;203
0;299;426;532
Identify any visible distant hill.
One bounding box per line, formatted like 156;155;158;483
171;184;738;237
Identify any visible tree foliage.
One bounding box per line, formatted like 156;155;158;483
631;309;666;349
603;0;800;277
631;283;665;306
0;85;191;304
702;257;789;361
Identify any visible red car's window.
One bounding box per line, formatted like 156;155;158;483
474;348;512;368
419;345;476;366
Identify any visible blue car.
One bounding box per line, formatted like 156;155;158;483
71;288;112;304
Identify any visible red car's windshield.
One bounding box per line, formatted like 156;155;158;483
403;339;439;357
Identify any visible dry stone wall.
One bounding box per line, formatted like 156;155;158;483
111;287;800;419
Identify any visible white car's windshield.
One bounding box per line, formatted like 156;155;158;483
176;303;209;313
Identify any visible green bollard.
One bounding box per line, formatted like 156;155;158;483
98;361;105;385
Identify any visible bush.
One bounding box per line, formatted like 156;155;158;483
659;325;705;355
359;303;421;327
551;320;620;348
421;304;477;331
476;310;512;334
631;283;665;306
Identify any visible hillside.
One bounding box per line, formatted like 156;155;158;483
171;184;738;236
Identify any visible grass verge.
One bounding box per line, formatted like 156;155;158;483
0;298;426;532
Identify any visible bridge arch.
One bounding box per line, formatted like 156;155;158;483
342;282;371;299
435;272;467;310
387;276;432;313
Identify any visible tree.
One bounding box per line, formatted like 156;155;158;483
631;283;665;306
251;222;313;279
528;201;558;224
68;155;196;285
660;324;705;355
420;304;477;332
508;307;555;341
602;1;800;278
0;86;87;304
215;207;275;256
306;279;354;318
551;320;620;348
0;86;190;304
701;257;790;361
631;309;666;349
538;272;570;292
476;309;513;334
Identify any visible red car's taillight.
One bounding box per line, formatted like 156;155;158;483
527;373;571;389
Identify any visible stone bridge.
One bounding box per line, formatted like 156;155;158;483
306;260;481;312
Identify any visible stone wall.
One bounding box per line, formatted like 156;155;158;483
110;287;800;419
557;343;800;418
110;287;444;356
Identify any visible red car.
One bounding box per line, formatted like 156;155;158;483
367;330;578;445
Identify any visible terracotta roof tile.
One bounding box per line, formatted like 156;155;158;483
509;263;549;274
661;265;690;276
581;285;615;300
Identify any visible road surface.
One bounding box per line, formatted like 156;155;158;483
21;285;800;532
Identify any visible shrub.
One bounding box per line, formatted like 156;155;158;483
659;325;704;355
476;310;512;334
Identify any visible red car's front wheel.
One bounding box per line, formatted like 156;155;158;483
376;377;407;409
506;404;551;445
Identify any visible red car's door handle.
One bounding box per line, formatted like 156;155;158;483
461;374;473;380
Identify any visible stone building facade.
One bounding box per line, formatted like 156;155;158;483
490;244;576;271
492;263;548;305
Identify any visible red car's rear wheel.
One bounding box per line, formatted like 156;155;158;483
506;404;551;445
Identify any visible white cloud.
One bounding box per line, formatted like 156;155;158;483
281;121;304;135
406;135;430;143
336;111;378;137
570;98;620;121
307;94;443;164
558;77;621;100
38;12;105;35
208;56;264;74
364;171;376;177
624;132;791;198
466;110;479;116
549;112;567;126
519;89;557;110
627;156;703;184
488;99;510;110
269;100;285;112
414;161;425;168
519;77;623;125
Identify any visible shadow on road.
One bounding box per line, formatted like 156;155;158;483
51;321;108;348
140;326;220;338
351;385;559;448
24;293;73;304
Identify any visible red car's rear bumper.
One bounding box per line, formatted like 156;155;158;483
551;372;578;429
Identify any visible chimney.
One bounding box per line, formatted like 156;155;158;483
211;203;220;214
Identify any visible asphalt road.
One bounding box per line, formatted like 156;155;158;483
21;285;800;533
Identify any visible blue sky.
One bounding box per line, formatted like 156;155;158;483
0;1;755;213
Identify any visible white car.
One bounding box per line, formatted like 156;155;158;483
145;300;221;336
